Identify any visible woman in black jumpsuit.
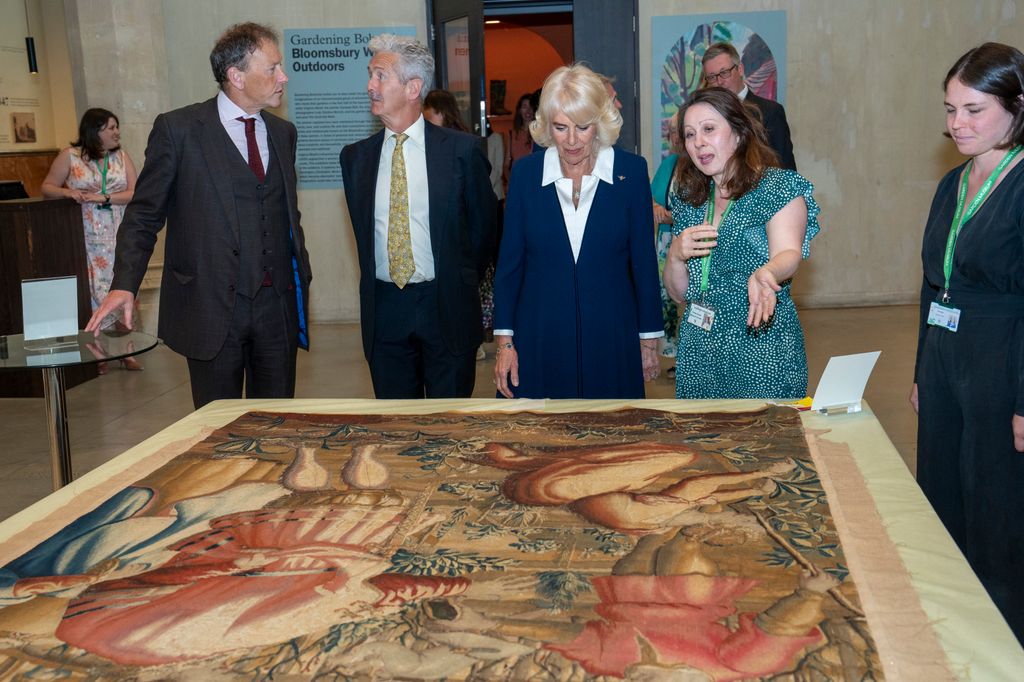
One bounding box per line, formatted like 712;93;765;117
913;42;1024;644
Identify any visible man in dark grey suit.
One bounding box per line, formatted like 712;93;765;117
701;41;797;170
340;34;496;399
87;23;312;408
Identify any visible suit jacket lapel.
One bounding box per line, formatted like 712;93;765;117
542;181;576;263
424;123;452;251
358;130;386;250
197;97;242;242
577;149;617;266
265;115;298;220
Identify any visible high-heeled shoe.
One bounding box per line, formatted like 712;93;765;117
120;357;144;371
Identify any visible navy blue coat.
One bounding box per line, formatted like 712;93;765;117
493;148;662;398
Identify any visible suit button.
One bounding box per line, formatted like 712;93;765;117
228;285;236;292
233;249;239;256
262;249;269;255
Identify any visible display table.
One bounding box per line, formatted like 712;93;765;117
0;399;1020;680
0;330;158;489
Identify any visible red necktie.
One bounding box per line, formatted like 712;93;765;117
237;116;265;182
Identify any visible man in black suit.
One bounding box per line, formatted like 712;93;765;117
701;41;797;170
87;23;312;408
340;34;496;399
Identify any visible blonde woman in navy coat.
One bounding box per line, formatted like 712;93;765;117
493;64;663;398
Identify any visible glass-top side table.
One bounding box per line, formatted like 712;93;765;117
0;330;159;490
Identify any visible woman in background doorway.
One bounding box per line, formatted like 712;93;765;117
505;93;536;179
423;89;469;131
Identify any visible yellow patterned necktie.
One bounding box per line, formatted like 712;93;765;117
388;132;415;288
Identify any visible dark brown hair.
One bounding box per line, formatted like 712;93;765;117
944;42;1024;148
512;93;534;134
72;108;118;162
423;89;468;132
673;87;779;206
210;22;279;88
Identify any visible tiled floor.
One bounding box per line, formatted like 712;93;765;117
0;300;919;521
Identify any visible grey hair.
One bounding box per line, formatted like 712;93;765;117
701;41;741;67
368;33;435;96
531;64;622;150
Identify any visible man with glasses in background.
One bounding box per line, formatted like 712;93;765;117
701;41;796;170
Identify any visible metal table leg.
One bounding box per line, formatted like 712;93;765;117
41;366;73;489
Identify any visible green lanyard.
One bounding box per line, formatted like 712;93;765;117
942;145;1022;302
98;153;109;195
699;183;734;295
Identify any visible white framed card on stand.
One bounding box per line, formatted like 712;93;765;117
22;276;79;350
811;351;882;414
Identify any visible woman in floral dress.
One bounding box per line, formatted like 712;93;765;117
42;108;139;370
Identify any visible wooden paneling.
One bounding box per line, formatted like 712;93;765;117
0;198;97;396
0;150;61;197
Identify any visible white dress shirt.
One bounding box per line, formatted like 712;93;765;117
544;145;613;263
495;146;661;340
374;115;434;283
217;90;270;171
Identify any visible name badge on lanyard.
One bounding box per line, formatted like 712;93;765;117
927;301;960;332
687;302;715;331
686;184;733;332
933;145;1022;333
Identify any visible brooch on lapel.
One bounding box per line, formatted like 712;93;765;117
618;175;625;181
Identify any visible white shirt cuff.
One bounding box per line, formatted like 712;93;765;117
493;329;514;337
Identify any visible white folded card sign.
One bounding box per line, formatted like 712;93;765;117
21;276;78;345
811;351;882;414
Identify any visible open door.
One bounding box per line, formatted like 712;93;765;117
574;0;639;153
430;0;486;135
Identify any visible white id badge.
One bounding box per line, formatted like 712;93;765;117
927;301;961;332
687;302;715;331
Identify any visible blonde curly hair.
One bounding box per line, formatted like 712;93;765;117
530;64;622;151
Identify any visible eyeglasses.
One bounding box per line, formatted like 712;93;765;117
705;64;739;84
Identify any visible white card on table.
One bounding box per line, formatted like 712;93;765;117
21;276;78;342
811;351;881;414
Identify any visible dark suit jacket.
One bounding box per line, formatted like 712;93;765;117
340;121;497;360
745;92;797;171
111;97;312;360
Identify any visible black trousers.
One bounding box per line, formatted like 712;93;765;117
917;314;1024;645
370;279;476;399
187;286;298;409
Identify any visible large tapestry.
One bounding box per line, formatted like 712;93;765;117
0;407;882;679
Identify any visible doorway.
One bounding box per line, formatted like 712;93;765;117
482;10;572;141
430;0;639;152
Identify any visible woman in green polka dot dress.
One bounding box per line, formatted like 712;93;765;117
664;88;820;399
